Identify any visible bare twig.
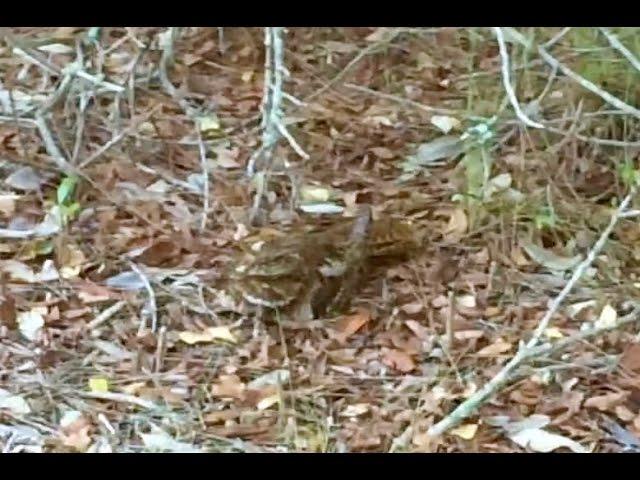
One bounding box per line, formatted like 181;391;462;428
129;262;159;334
79;105;161;168
493;27;545;129
71;89;91;165
538;45;640;121
196;125;211;232
70;65;125;94
0;115;36;126
0;226;58;239
78;391;157;410
543;27;572;49
524;306;640;361
544;124;640;148
86;300;127;330
619;210;640;219
11;46;60;76
428;190;636;437
154;325;167;373
599;28;640;73
304;29;402;102
246;27;286;178
344;83;460;115
34;114;74;174
158;27;198;118
275;120;309;160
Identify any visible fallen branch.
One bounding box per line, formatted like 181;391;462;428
79;104;161;168
86;300;127;330
428;190;636;437
129;262;159;334
599;28;640;74
196;125;211;232
537;45;640;121
524;306;640;361
304;28;402;102
344;83;460;115
246;27;286;178
78;391;157;410
493;27;545;129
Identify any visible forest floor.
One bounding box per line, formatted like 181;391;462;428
2;27;640;452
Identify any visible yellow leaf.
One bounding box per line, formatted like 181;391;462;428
544;327;564;339
451;423;478;440
256;393;280;410
121;382;147;395
197;114;221;133
444;208;468;238
300;185;332;203
476;338;512;357
455;294;476;309
341;403;370;417
0;194;19;216
89;377;109;393
416;52;435;70
462;382;478;398
179;326;236;345
241;71;254;83
335;308;370;340
60;265;81;279
430;115;461;134
138;122;155;135
595;304;617;329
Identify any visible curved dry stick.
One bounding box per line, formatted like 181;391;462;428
428;191;636;437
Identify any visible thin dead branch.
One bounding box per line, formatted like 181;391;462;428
428;190;637;438
493;27;545;129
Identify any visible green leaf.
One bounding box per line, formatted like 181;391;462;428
619;163;640;187
36;240;54;256
59;203;80;225
534;207;556;230
57;176;78;205
461;149;486;201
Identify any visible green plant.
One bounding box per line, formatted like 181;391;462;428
56;175;81;226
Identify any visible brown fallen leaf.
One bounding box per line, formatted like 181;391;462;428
75;280;116;304
444;208;468;239
0;260;35;283
211;375;246;400
476;337;512;357
584;392;627;412
203;409;242;425
633;415;640;433
63;307;91;320
405;319;429;340
510;385;543;406
57;243;86;279
138;240;180;267
382;348;416;373
59;413;93;452
369;147;395;159
615;405;636;422
179;326;236;345
454;330;484;341
209;424;271;438
450;423;478;440
400;302;424;315
620;344;640;373
0;281;16;329
335;308;370;341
